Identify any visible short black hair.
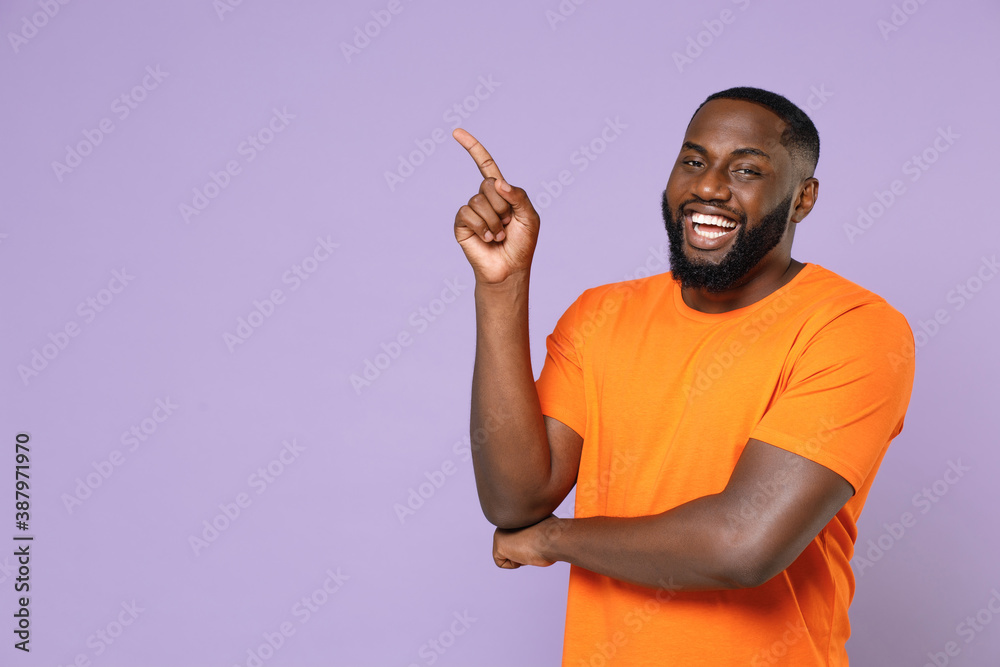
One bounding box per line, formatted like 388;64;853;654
690;86;820;175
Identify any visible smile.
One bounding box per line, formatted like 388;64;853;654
692;212;737;237
686;211;740;247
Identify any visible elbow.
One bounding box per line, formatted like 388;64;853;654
477;480;564;529
721;557;777;590
482;504;552;530
714;531;785;590
481;504;520;529
480;492;557;530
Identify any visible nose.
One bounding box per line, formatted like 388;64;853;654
691;164;731;202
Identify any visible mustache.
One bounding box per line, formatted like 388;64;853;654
662;191;746;226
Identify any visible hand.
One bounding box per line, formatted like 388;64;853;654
453;128;540;285
492;515;564;569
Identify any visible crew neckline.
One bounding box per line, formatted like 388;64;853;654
670;262;819;322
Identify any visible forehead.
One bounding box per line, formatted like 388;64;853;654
684;98;790;161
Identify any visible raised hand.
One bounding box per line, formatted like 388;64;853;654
453;128;540;285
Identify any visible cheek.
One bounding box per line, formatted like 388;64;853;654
664;165;687;192
727;187;761;212
663;177;686;206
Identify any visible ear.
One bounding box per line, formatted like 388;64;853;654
790;177;819;223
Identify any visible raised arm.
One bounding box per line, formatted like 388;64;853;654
453;128;584;529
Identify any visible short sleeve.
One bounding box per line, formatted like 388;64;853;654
535;294;588;437
749;301;916;492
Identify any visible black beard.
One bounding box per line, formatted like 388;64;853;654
662;191;792;293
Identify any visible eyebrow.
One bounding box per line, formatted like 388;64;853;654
682;141;772;161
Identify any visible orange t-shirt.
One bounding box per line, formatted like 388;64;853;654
534;263;915;666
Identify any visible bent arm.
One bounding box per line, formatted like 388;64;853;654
496;438;854;589
471;273;583;529
495;302;913;587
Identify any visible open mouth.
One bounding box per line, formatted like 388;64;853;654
691;212;738;239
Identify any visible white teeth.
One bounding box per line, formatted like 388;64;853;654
695;227;727;239
690;212;737;229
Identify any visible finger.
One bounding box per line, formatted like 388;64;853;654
455;205;495;243
468;192;505;241
494;556;521;569
491;179;538;224
479;178;513;226
453;128;505;182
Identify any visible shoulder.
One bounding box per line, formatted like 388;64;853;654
792;264;911;334
568;271;676;317
789;264;915;376
549;273;674;347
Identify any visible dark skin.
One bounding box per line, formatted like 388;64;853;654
668;98;817;313
451;99;853;591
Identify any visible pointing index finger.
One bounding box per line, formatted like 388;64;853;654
453;127;505;183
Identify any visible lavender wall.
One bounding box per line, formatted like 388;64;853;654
2;1;998;665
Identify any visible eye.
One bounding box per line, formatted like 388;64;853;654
682;158;704;168
734;167;761;176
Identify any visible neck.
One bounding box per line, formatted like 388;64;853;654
680;256;805;314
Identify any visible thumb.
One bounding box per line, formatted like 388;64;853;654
494;178;537;219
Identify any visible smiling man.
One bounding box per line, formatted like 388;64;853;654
451;87;915;665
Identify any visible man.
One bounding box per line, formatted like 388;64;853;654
451;87;914;665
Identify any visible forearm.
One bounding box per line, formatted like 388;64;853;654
470;271;553;528
540;496;760;591
502;438;856;591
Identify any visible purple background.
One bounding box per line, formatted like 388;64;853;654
1;0;998;665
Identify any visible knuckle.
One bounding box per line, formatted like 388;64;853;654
455;207;481;229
